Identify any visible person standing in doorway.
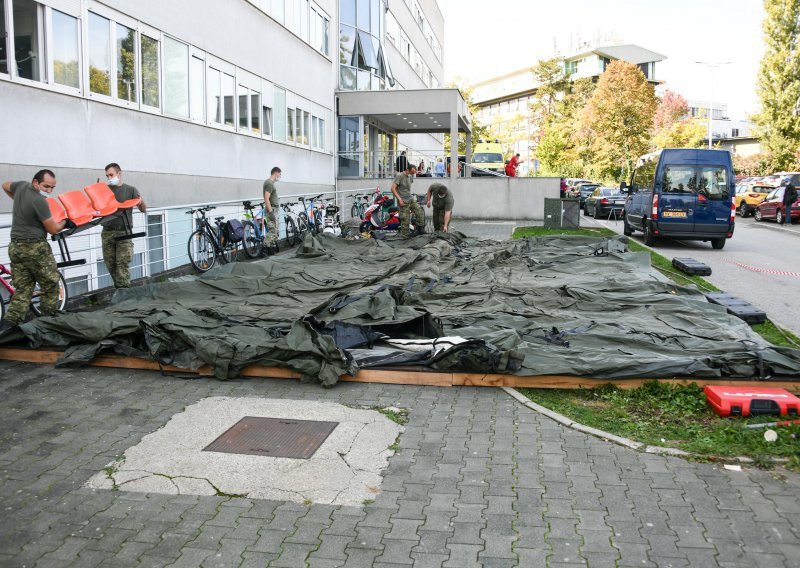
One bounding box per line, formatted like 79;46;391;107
102;163;146;288
1;169;68;333
426;182;454;233
395;151;408;174
263;167;281;254
391;165;424;238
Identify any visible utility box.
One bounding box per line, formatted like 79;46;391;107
544;198;580;229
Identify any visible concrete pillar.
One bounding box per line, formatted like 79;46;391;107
450;112;458;179
465;130;473;169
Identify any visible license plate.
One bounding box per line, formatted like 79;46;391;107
662;211;687;218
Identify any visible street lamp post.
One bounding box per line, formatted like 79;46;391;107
695;61;731;149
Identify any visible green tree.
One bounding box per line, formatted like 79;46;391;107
445;79;492;155
581;60;657;181
754;0;800;170
651;90;706;150
529;58;569;133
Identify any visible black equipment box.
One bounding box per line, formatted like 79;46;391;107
705;293;767;325
672;257;712;276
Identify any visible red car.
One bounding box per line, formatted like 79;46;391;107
755;187;800;223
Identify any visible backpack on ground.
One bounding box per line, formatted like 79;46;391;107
224;219;245;243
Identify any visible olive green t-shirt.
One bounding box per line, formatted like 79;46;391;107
263;179;279;209
10;181;52;241
392;173;414;201
430;185;454;211
103;183;141;231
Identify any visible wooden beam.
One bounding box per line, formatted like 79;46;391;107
0;347;798;391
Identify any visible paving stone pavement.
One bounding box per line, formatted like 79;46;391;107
1;361;799;568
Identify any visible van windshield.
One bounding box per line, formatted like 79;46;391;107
663;165;729;199
698;166;729;199
473;153;503;163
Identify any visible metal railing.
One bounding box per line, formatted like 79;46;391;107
338;149;508;179
0;186;424;298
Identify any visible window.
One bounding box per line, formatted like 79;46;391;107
262;104;272;136
238;85;249;130
357;0;369;30
302;110;309;145
633;158;657;192
116;23;137;103
13;0;43;81
88;13;111;95
287;107;295;142
51;10;79;88
140;34;159;107
147;214;165;274
318;118;325;150
698;166;729;199
663;166;697;194
311;116;318;147
271;0;284;23
238;84;260;134
222;71;234;127
732;128;740;137
341;0;355;25
299;0;308;41
164;37;189;117
190;55;205;122
0;0;7;74
65;275;88;297
207;66;221;123
273;87;286;140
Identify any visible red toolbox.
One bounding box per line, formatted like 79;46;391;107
704;386;800;417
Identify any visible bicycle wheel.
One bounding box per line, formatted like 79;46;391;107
314;210;324;233
285;216;298;246
295;214;308;240
242;220;262;259
30;272;68;315
188;229;216;272
220;235;238;264
351;203;360;220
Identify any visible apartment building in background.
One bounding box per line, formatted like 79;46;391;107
0;0;450;294
471;43;666;175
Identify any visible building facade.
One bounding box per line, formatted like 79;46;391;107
687;100;754;140
0;0;445;295
471;44;666;175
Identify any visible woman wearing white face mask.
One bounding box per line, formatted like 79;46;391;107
101;163;147;289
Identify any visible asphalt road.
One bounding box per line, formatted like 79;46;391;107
587;214;800;336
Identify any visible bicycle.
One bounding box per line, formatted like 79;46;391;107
0;262;68;322
280;201;306;246
186;206;239;272
241;200;271;259
297;194;324;235
347;193;366;220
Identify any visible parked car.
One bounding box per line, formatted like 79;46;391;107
574;182;600;207
584;187;626;218
735;184;773;217
566;179;592;197
622;148;735;249
755;187;800;223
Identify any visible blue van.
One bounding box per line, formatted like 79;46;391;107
622;149;735;249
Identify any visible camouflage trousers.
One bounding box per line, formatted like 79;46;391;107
433;207;447;231
6;241;60;324
264;214;278;246
398;200;423;237
102;230;134;288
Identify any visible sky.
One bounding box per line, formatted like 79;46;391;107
437;0;765;120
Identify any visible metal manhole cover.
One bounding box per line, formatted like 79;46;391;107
203;417;338;459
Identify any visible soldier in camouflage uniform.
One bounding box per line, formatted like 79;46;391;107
391;165;424;237
1;170;68;331
426;182;454;232
101;164;147;288
263;166;281;255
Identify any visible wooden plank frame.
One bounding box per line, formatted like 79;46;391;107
0;347;798;391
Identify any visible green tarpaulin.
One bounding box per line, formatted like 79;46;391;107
6;233;800;386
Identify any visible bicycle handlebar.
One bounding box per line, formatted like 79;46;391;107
185;205;216;215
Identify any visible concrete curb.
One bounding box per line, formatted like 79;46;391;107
501;386;791;464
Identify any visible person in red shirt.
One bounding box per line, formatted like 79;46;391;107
505;153;521;177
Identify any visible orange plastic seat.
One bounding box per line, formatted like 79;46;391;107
57;189;102;226
46;197;67;224
84;182;141;215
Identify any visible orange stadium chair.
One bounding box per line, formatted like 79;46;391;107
46;197;67;224
84;182;141;216
57;189;102;226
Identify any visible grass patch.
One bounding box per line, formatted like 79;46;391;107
377;407;409;425
362;499;375;506
512;227;616;239
518;382;800;468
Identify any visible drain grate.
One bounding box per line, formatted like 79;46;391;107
203;416;338;459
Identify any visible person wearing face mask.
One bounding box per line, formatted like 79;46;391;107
262;167;281;255
1;169;68;333
102;163;147;288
